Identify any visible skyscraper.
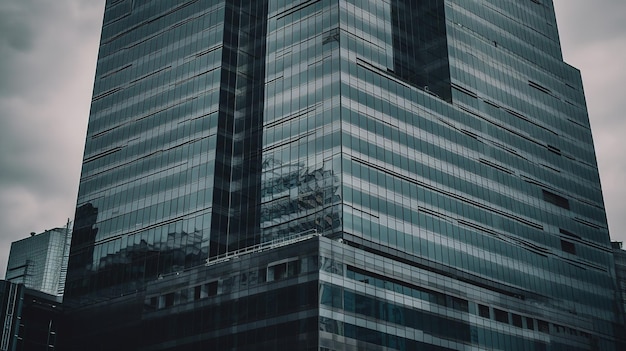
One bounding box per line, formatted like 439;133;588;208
63;0;624;349
6;224;71;297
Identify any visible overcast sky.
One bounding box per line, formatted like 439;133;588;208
0;1;625;278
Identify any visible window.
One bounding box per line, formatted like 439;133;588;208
164;292;175;307
559;228;580;239
478;304;490;318
205;281;218;297
449;296;469;312
267;259;300;281
512;313;523;328
320;284;342;308
494;308;508;323
542;189;570;210
561;240;576;255
537;320;550;333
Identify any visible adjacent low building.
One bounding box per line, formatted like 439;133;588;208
0;280;62;350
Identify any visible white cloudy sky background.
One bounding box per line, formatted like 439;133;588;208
0;0;625;277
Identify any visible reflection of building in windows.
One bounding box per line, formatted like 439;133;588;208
261;158;341;242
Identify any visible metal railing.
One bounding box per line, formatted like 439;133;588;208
205;229;319;266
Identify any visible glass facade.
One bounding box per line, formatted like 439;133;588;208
64;0;625;349
612;242;626;330
66;0;270;302
6;226;71;297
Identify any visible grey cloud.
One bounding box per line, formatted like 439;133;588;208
0;8;35;52
0;0;104;277
0;0;103;97
555;0;626;45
